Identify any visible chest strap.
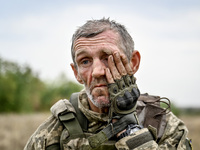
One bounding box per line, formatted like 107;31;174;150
59;111;85;150
69;92;88;131
59;112;83;137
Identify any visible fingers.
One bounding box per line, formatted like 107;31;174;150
120;54;133;75
106;51;133;83
113;52;127;76
108;55;121;80
105;68;115;84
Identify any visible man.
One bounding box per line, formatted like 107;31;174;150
24;18;192;149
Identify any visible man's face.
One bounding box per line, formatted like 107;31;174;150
73;30;123;108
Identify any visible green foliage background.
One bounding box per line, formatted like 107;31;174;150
2;56;198;115
0;56;83;113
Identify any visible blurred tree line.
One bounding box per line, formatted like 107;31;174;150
0;57;83;113
2;56;195;116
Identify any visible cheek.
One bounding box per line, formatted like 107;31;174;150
78;68;92;86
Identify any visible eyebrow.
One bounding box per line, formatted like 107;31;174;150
75;49;90;63
76;49;112;57
75;49;87;58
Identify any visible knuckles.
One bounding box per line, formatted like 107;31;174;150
108;75;140;114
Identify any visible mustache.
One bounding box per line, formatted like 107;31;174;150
89;77;108;91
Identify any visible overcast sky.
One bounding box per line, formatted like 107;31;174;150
0;0;200;107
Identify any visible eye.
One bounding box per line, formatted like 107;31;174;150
82;60;89;64
79;58;91;67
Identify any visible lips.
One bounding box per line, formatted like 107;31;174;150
90;83;107;91
94;84;107;89
96;84;107;87
89;78;108;92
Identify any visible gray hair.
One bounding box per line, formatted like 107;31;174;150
71;18;134;67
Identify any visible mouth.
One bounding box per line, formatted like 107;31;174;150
88;78;108;92
94;84;107;89
91;84;107;91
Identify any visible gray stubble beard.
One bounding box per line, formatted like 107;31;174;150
85;87;110;109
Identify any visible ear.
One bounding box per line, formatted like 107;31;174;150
70;63;84;84
130;50;141;74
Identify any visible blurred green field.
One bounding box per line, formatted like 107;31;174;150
0;113;199;150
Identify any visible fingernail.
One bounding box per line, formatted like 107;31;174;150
114;52;119;58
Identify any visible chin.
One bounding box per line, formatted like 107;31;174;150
93;95;110;108
87;87;110;108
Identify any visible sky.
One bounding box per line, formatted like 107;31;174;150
0;0;200;107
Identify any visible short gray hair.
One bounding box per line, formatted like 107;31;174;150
71;18;134;66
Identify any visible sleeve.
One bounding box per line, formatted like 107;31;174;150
24;115;63;150
115;112;192;150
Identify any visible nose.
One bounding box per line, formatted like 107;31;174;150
92;59;106;78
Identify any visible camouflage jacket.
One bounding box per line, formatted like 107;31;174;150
24;91;192;150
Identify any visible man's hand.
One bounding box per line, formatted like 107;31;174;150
104;51;141;140
88;52;141;147
105;51;140;117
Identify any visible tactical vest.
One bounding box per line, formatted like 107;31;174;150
48;92;169;150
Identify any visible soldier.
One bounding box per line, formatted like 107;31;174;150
24;18;192;150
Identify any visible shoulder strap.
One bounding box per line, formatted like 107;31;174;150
50;98;84;150
59;112;84;137
69;92;88;132
50;98;84;135
59;110;85;150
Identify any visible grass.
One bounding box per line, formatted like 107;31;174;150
0;113;199;150
0;113;50;150
180;115;200;150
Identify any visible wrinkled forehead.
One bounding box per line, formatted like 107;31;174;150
73;30;121;52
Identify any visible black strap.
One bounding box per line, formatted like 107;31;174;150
69;92;88;131
46;143;60;150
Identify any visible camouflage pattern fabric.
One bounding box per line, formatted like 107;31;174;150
24;90;191;150
24;115;63;150
78;91;109;133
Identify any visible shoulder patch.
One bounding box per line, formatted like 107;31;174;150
50;99;76;118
